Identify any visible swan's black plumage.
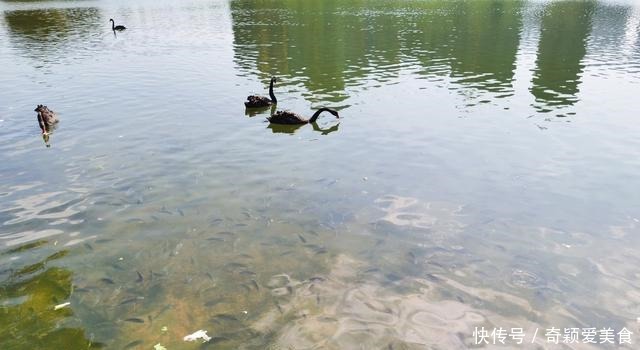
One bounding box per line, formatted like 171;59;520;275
110;19;126;31
267;108;339;125
245;77;277;108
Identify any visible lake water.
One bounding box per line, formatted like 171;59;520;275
1;0;639;349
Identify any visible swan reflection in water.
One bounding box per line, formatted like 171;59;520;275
267;121;340;135
245;104;277;117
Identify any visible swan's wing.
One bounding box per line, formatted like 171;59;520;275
245;95;272;107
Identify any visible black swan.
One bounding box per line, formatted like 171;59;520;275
267;108;339;125
245;77;277;108
110;19;126;31
35;105;59;134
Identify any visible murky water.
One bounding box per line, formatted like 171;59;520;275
1;0;639;349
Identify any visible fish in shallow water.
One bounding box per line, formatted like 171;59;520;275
123;340;143;349
210;313;239;323
250;279;260;291
119;298;140;306
225;262;248;269
124;317;145;323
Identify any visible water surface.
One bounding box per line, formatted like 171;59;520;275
1;0;639;349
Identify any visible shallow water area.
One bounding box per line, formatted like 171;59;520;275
1;0;640;349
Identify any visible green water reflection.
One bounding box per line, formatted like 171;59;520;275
232;0;525;104
1;0;640;348
3;7;102;61
531;1;595;113
0;245;102;349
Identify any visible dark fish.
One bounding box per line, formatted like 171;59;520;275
84;243;94;251
286;286;293;294
408;251;417;264
124;317;144;323
177;209;185;217
279;250;293;256
150;215;160;221
217;231;235;237
119;298;139;305
204;298;223;307
363;268;380;274
111;264;125;271
95;239;113;244
427;260;445;268
225;262;248;269
274;301;284;314
239;270;256;276
385;273;402;282
318;316;338;322
316;294;321;305
297;234;307;243
151;270;166;277
308;230;319;236
100;278;115;284
159;205;172;215
74;287;92;293
209;218;223;225
425;273;441;282
314;248;328;255
250;279;260;291
123;340;143;349
210;313;238;323
205;272;215;281
207;237;224;242
135;271;144;283
364;301;392;314
309;276;325;282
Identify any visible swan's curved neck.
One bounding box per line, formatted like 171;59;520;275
110;20;115;31
309;108;331;123
268;79;277;103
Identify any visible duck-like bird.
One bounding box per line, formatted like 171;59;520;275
245;77;277;108
35;105;59;134
267;108;339;125
110;19;126;31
